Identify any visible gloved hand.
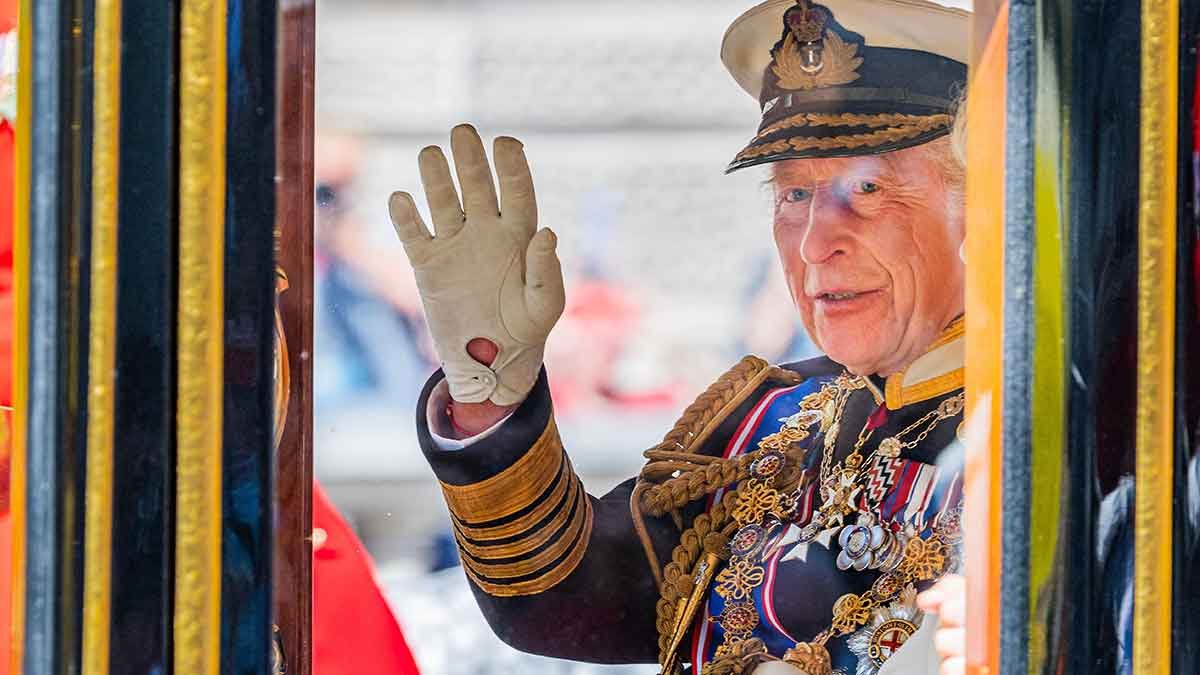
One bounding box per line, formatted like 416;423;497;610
388;124;565;406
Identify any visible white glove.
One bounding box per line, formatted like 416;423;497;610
388;124;565;406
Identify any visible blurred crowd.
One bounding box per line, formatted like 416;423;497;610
313;132;818;427
311;125;821;674
312;1;823;672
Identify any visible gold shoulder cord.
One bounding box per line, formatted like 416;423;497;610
630;358;808;673
651;376;846;674
701;376;853;669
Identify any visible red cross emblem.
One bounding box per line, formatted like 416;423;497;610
879;628;907;652
867;619;916;664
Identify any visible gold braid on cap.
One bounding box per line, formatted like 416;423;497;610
735;113;953;162
755;112;954;142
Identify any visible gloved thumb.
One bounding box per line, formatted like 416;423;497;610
524;228;565;325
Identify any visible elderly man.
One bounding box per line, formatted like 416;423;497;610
388;1;968;673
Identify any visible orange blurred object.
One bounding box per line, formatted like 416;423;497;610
963;6;1007;675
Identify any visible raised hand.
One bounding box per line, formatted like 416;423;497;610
917;574;966;675
388;124;565;406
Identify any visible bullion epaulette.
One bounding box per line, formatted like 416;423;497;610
441;418;593;597
636;356;805;518
629;357;813;672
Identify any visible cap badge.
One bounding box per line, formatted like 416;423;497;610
772;1;863;91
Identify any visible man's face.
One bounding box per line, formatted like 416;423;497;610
771;143;965;376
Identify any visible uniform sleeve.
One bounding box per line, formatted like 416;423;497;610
416;368;680;664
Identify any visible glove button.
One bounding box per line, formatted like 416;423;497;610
478;371;496;388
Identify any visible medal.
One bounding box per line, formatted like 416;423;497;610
750;450;787;479
817;469;861;530
836;513;910;572
712;600;760;650
729;524;770;559
836;514;887;571
781;408;824;431
845;585;923;675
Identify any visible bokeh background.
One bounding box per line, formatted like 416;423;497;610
313;0;824;672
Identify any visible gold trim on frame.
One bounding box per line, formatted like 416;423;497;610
1135;0;1177;672
1027;32;1070;663
175;0;227;673
81;0;121;672
273;266;289;450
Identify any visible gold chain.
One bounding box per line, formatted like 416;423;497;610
903;395;966;449
816;374;865;485
710;377;854;660
843;409;879;470
783;504;964;674
852;393;963;472
707;378;965;671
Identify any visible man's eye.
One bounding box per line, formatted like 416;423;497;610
783;188;812;203
855;181;880;194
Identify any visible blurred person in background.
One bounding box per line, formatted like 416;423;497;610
388;1;969;674
546;197;677;416
315;132;436;413
310;134;423;675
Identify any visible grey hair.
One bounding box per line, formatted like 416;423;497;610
949;92;967;171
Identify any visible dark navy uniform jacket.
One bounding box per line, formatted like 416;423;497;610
415;322;965;673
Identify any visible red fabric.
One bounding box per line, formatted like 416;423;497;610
0;0;12;33
0;120;14;413
0;3;14;671
312;483;421;675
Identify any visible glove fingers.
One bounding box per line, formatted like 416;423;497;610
388;191;433;252
450;123;500;217
524;228;566;326
418;145;466;238
494;136;537;237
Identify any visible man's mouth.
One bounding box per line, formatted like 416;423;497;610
819;291;862;301
814;289;879;301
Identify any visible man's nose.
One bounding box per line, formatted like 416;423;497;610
799;190;853;265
